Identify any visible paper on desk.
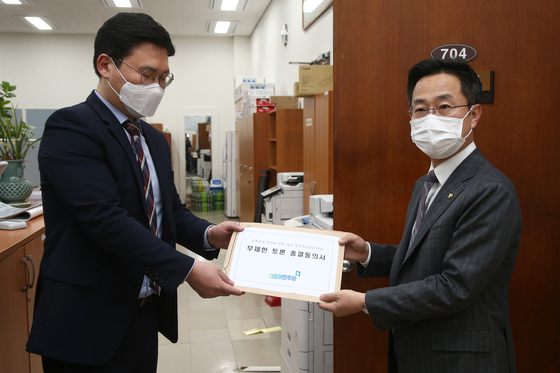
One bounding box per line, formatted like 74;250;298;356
224;223;345;302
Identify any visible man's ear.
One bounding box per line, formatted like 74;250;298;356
96;54;112;80
469;104;482;129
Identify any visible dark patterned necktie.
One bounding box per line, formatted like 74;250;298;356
122;120;158;236
408;170;438;252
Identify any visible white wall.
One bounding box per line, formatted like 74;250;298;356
0;32;237;200
0;1;333;203
251;0;333;95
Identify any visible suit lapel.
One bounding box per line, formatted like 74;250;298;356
86;92;147;214
398;149;485;267
391;179;424;279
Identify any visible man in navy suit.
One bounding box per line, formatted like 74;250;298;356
26;13;243;372
319;59;522;373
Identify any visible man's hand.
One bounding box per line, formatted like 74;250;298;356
207;221;244;249
318;290;366;317
185;261;244;298
339;233;369;263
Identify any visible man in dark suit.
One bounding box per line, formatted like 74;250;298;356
319;59;522;373
26;13;243;372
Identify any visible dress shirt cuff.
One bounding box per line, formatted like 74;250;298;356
204;225;221;250
185;226;219;281
184;258;196;281
360;242;372;267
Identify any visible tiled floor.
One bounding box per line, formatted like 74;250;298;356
157;209;283;373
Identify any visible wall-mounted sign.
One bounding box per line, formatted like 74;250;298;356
431;44;477;62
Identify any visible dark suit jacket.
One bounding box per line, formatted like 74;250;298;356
26;91;218;366
359;149;522;373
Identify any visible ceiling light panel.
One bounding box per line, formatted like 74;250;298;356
18;16;58;30
101;0;142;8
210;0;248;11
2;0;34;4
206;20;238;34
215;21;230;33
221;0;238;11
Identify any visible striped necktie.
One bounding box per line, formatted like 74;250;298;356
122;120;158;236
408;170;438;253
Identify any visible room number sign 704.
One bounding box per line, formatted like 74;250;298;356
431;44;477;62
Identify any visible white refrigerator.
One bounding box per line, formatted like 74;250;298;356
222;131;238;217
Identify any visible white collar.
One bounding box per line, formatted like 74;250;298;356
94;90;131;126
431;142;477;186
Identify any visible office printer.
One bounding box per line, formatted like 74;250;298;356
309;194;333;230
261;172;304;226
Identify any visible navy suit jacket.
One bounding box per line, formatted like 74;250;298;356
359;149;522;373
27;91;217;365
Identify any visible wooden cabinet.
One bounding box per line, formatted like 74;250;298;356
0;218;45;373
303;92;334;214
237;109;304;221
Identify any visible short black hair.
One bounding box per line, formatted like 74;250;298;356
407;59;482;106
93;12;175;78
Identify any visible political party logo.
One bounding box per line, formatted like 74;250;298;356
269;270;301;281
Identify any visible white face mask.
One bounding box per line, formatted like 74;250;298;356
409;106;473;159
107;58;164;118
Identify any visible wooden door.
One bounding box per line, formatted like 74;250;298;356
333;0;560;372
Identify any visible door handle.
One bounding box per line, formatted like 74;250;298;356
342;260;355;273
311;181;317;195
22;257;31;292
27;255;36;289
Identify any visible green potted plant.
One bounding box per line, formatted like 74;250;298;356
0;81;41;205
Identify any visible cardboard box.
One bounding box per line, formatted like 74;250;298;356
293;82;315;98
275;102;299;109
270;95;299;105
298;65;333;94
270;95;299;104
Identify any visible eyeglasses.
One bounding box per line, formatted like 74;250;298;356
408;104;471;119
117;59;174;88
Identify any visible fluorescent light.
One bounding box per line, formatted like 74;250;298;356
2;0;23;4
303;0;323;13
214;21;230;33
221;0;238;11
25;17;52;30
113;0;132;7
